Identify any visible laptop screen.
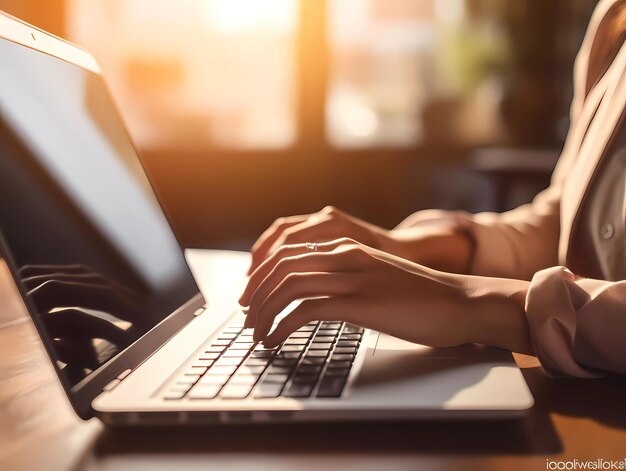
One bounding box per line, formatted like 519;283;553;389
0;37;201;388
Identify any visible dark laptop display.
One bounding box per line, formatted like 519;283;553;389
0;37;200;387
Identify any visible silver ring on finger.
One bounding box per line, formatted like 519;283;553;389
305;242;318;251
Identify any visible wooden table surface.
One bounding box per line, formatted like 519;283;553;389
1;250;625;471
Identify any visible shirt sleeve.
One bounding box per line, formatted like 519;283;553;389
456;0;607;281
525;266;626;377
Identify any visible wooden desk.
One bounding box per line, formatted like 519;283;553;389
1;250;625;471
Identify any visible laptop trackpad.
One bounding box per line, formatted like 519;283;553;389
348;333;524;409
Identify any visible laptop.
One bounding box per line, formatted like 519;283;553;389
0;11;533;425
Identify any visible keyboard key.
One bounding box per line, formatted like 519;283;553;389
324;367;350;377
272;358;299;367
211;339;232;347
208;365;238;375
188;384;222;399
251;350;274;358
336;340;359;348
343;325;364;334
268;365;292;375
289;331;314;339
220;383;254;399
285;338;308;345
283;382;315;398
276;351;301;359
308;342;333;350
231;374;260;384
199;352;221;360
313;336;335;343
322;321;342;328
198;374;230;385
163;390;187;400
330;354;355;362
264;373;290;383
339;334;362;341
245;358;271;366
214;357;244;367
230;342;255;350
317;329;339;336
296;325;316;332
305;350;328;358
193;359;214;368
254;382;283;398
235;336;254;343
301;357;325;365
221;349;248;358
281;345;305;352
254;343;278;351
327;360;352;369
237;365;265;375
292;373;318;384
333;347;358;354
296;364;322;374
218;333;237;340
316;377;347;398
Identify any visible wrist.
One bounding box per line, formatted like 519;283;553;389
459;275;534;354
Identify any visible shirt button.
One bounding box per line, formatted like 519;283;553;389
601;223;615;240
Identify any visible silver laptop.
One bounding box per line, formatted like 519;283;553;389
0;11;533;425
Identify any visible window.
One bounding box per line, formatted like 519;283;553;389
66;1;587;154
67;0;298;150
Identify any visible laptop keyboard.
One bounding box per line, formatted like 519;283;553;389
162;317;364;401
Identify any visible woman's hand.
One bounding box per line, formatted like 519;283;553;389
239;238;533;354
248;206;392;274
248;206;475;276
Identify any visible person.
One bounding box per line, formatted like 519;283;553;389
239;0;626;378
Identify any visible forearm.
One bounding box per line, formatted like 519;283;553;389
454;274;534;355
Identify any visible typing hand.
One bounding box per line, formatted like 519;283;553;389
239;238;473;348
248;206;392;275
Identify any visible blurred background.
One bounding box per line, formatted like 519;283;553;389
1;0;598;250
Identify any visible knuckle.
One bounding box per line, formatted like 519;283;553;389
336;236;357;245
321;205;337;215
346;245;369;262
271;217;287;228
281;271;302;288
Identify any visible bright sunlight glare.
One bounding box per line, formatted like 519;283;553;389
205;0;297;32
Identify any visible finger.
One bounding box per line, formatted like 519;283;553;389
249;215;309;274
266;216;342;257
263;297;350;347
245;246;367;329
252;272;354;342
239;238;357;306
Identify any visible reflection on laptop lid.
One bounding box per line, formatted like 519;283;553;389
0;19;202;417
